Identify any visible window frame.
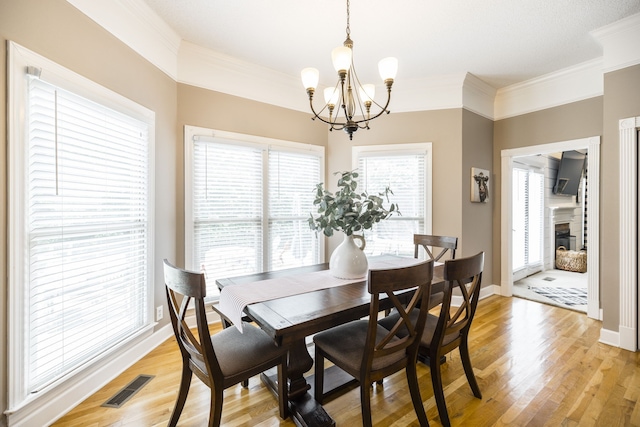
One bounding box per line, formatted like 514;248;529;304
183;125;325;295
7;41;156;412
352;143;433;255
512;163;545;280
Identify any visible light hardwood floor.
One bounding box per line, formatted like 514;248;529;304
53;295;640;426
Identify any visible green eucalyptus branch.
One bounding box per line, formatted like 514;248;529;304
308;170;400;237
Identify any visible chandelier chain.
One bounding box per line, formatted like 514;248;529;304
346;0;350;38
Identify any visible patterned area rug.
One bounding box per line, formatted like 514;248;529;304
531;287;587;306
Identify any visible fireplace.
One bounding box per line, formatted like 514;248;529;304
548;207;578;270
555;223;571;250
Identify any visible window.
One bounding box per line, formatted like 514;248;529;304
8;43;154;407
185;127;324;298
512;166;544;278
352;144;432;257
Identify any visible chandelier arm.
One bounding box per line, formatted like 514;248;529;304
309;103;348;131
307;92;336;126
308;102;338;126
349;87;392;125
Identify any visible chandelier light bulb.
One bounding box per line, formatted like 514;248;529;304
331;46;352;74
324;87;340;106
359;84;375;104
301;68;319;91
378;57;398;81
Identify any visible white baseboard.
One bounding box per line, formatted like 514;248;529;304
619;325;637;351
599;328;620;348
451;283;500;306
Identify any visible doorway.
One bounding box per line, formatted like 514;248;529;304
500;136;601;320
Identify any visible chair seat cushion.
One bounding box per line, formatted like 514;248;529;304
208;322;286;378
313;320;404;375
379;311;459;349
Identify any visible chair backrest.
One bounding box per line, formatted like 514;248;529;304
163;259;221;384
414;234;458;262
365;260;434;373
433;252;484;352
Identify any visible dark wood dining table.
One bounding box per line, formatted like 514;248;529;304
216;256;445;427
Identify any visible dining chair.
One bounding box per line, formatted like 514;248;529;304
379;251;484;427
163;259;289;427
313;260;434;427
414;234;457;309
414;234;458;262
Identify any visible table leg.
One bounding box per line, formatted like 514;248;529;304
261;338;334;427
287;339;313;399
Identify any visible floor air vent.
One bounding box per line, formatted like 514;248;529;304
101;374;155;408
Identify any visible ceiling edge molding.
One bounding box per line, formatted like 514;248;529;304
386;74;465;114
591;12;640;73
65;0;181;80
177;41;309;112
493;58;603;121
178;42;475;115
463;73;497;120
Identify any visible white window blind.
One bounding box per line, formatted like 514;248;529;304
268;150;321;270
189;133;323;298
355;147;430;257
512;168;527;271
25;76;151;392
512;167;544;274
192;141;264;295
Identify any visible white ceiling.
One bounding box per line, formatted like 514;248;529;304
141;0;640;91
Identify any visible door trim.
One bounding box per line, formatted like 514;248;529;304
500;136;601;320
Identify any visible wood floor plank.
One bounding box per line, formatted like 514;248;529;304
52;295;640;427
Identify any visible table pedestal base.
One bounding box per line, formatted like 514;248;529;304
261;369;335;427
260;337;363;427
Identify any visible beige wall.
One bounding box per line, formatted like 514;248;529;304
462;110;494;286
0;0;178;422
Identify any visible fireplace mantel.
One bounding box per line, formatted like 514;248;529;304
548;206;578;224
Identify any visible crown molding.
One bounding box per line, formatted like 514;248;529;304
65;0;181;80
178;43;492;117
177;41;308;112
463;73;497;120
493;58;603;120
389;73;465;113
591;12;640;73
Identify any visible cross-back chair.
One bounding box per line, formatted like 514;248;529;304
414;234;458;262
313;260;434;427
163;259;289;427
378;251;484;426
421;251;484;426
414;234;458;310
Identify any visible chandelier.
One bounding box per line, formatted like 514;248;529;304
300;0;398;140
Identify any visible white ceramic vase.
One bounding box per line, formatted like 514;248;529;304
329;232;368;279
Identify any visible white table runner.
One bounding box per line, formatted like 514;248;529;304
219;256;427;332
